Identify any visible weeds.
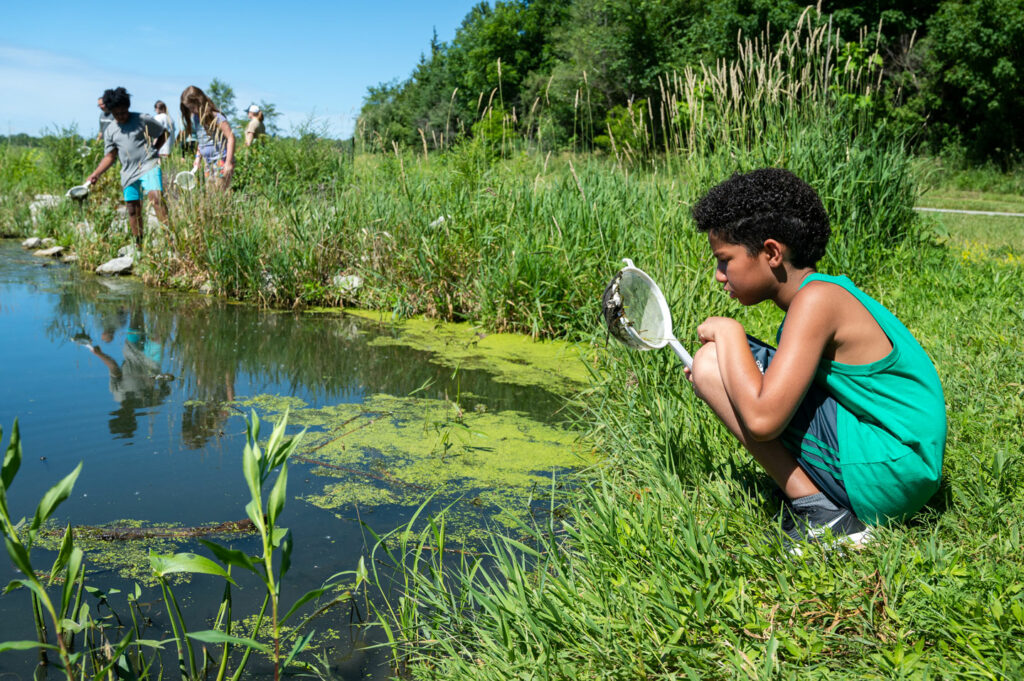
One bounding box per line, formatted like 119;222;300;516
0;413;366;680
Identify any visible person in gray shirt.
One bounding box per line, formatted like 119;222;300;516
87;87;170;247
97;97;115;141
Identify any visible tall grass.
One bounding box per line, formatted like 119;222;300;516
4;9;1020;679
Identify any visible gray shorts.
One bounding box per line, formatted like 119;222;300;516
747;336;852;510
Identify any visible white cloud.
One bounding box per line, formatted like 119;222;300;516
0;44;186;136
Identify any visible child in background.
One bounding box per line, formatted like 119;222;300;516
180;85;236;190
686;168;946;552
87;87;169;246
244;104;266;147
153;100;176;159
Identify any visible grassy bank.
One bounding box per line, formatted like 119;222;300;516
2;14;1022;680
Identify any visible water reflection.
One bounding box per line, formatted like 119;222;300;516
79;303;173;438
28;249;564;452
1;240;576;680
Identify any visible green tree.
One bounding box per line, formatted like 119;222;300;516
207;78;238;120
915;0;1024;161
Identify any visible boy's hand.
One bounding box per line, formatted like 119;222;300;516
697;316;742;344
87;173;99;185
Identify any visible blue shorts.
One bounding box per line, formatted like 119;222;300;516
747;336;852;510
123;166;163;201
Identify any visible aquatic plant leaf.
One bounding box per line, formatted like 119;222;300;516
279;530;293;581
60;547;84;618
49;524;73;585
282;630;315;669
198;540;257;574
149;552;237;585
244;499;265;534
5;578;48;608
1;420;20;490
0;640;59;652
242;436;261;507
270;526;288;548
4;538;34;578
267;464;288;526
30;462;82;540
186;630;271;654
279;585;331;625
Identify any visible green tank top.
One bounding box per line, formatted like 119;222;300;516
785;273;946;524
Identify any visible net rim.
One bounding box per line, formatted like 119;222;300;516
616;264;673;349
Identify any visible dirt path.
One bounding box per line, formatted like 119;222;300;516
914;207;1024;218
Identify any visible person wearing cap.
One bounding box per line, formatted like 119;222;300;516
244;104;266;147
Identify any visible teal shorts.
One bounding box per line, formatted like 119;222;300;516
123;166;163;201
747;336;852;510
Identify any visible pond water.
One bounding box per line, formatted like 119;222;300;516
0;240;587;678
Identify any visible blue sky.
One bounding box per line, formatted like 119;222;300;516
0;0;481;139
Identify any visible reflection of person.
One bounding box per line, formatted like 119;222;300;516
686;169;945;551
153;101;176;159
244;104;265;147
180;85;236;190
87;87;170;246
181;370;236;449
97;97;115;141
85;308;172;438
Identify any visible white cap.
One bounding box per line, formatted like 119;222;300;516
247;104;260;114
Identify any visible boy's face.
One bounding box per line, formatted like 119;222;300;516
97;98;107;113
708;232;773;306
110;106;131;124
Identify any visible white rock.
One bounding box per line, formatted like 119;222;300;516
41;237;56;247
22;237;42;249
33;246;64;258
429;214;452;228
96;256;133;275
117;244;139;258
61;254;79;264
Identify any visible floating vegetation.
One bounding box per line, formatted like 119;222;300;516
234;392;591;540
343;310;590;395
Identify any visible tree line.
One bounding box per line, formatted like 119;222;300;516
356;0;1024;164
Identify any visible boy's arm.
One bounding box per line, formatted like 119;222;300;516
87;151;118;184
698;284;837;441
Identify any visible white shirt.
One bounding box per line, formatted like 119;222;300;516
153;112;175;156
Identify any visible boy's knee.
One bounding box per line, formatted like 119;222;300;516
690;343;722;401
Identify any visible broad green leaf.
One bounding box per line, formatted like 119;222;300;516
270;526;288;548
1;420;21;490
0;640;58;653
60;547;84;617
5;537;34;577
198;540;257;574
279;530;293;580
355;555;368;588
244;499;265;534
242;439;261;504
30;462;82;538
149;552;236;584
186;629;270;654
266;463;288;526
6;578;50;609
49;524;74;585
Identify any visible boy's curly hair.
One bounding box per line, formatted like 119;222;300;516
102;87;131;111
691;168;830;268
